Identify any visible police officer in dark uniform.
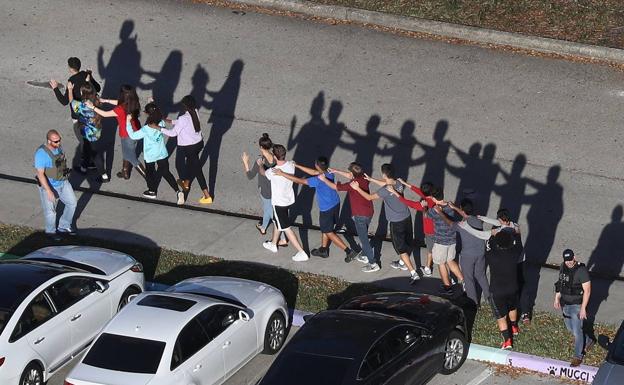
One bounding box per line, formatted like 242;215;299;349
554;249;595;367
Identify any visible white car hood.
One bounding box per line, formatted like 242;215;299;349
67;364;154;385
168;276;277;308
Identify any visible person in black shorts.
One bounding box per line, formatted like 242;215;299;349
485;231;523;350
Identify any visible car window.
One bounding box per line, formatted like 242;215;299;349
358;326;421;379
10;293;55;342
0;309;12;336
171;318;209;370
196;305;239;340
47;277;96;312
84;333;166;374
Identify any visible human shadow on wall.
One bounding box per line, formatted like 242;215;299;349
586;205;624;320
200;59;244;198
520;165;564;318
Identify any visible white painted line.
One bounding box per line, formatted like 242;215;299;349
465;368;492;385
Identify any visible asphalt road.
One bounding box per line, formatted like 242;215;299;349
0;0;623;277
48;326;563;385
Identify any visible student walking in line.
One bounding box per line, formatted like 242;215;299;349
50;57;101;170
161;95;212;204
276;157;360;262
554;249;595;367
262;144;309;262
68;82;108;183
351;164;420;283
319;162;378;272
427;187;466;295
126;103;184;204
241;134;287;245
390;179;436;276
34;130;77;241
88;85;145;180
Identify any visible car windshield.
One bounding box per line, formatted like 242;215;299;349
83;333;165;374
0;309;12;336
261;352;352;385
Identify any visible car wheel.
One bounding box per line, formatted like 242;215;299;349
441;330;468;374
117;286;141;312
20;362;43;385
262;312;286;354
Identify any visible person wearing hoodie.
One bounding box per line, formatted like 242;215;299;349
127;103;184;204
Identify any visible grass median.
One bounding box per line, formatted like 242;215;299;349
0;223;616;366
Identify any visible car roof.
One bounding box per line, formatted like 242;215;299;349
102;292;238;342
23;246;136;276
0;260;78;311
287;310;409;360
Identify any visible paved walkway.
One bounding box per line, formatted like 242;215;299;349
1;177;621;325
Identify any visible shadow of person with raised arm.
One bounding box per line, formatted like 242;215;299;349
586;205;624;323
287;92;326;251
493;153;528;222
200;59;244;198
447;142;481;202
413;120;451;188
340;115;382;175
97;20;144;176
521;165;564;319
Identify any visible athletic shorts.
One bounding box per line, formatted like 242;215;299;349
273;205;291;231
390;216;413;255
424;235;434;253
319;204;339;233
489;294;518;319
432;243;456;264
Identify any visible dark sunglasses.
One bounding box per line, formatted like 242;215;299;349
50;138;62;144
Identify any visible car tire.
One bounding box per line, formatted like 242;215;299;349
440;330;468;374
117;286;141;312
19;362;43;385
262;311;286;355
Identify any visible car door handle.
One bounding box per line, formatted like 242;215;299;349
193;364;202;372
222;341;231;349
71;314;82;321
34;337;45;344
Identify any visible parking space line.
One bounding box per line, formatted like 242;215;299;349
466;368;492;385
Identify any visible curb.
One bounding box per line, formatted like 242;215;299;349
225;0;624;63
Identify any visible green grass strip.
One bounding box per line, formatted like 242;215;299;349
0;223;615;366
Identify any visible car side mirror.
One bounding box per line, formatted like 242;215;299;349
95;281;109;293
239;310;250;322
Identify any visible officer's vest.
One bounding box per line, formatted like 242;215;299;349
39;145;69;181
557;262;585;305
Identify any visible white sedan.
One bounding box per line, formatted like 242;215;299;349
0;246;145;385
64;276;289;385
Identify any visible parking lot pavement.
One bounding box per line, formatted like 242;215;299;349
48;325;564;385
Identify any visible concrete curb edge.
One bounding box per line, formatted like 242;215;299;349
225;0;624;63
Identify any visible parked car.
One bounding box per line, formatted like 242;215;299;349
593;320;624;385
0;246;145;385
64;276;289;385
258;292;469;385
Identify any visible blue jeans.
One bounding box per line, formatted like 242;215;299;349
38;180;77;234
121;137;139;167
562;304;590;358
353;216;374;264
261;195;273;229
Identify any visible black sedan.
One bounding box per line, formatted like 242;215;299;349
258;292;468;385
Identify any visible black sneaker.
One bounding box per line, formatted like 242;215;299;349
344;249;360;263
311;247;329;258
143;190;157;199
409;272;420;285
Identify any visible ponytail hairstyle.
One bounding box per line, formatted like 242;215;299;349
181;95;201;132
80;83;102;128
258;133;273;150
144;102;163;126
118;85;140;121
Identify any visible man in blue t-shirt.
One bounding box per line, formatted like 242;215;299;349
275;156;359;261
34;130;77;240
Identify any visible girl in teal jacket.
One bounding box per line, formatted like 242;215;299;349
127;103;184;204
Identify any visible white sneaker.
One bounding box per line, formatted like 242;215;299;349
176;191;185;205
263;241;278;253
362;263;380;273
292;250;309;262
423;266;432;277
356;255;369;264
